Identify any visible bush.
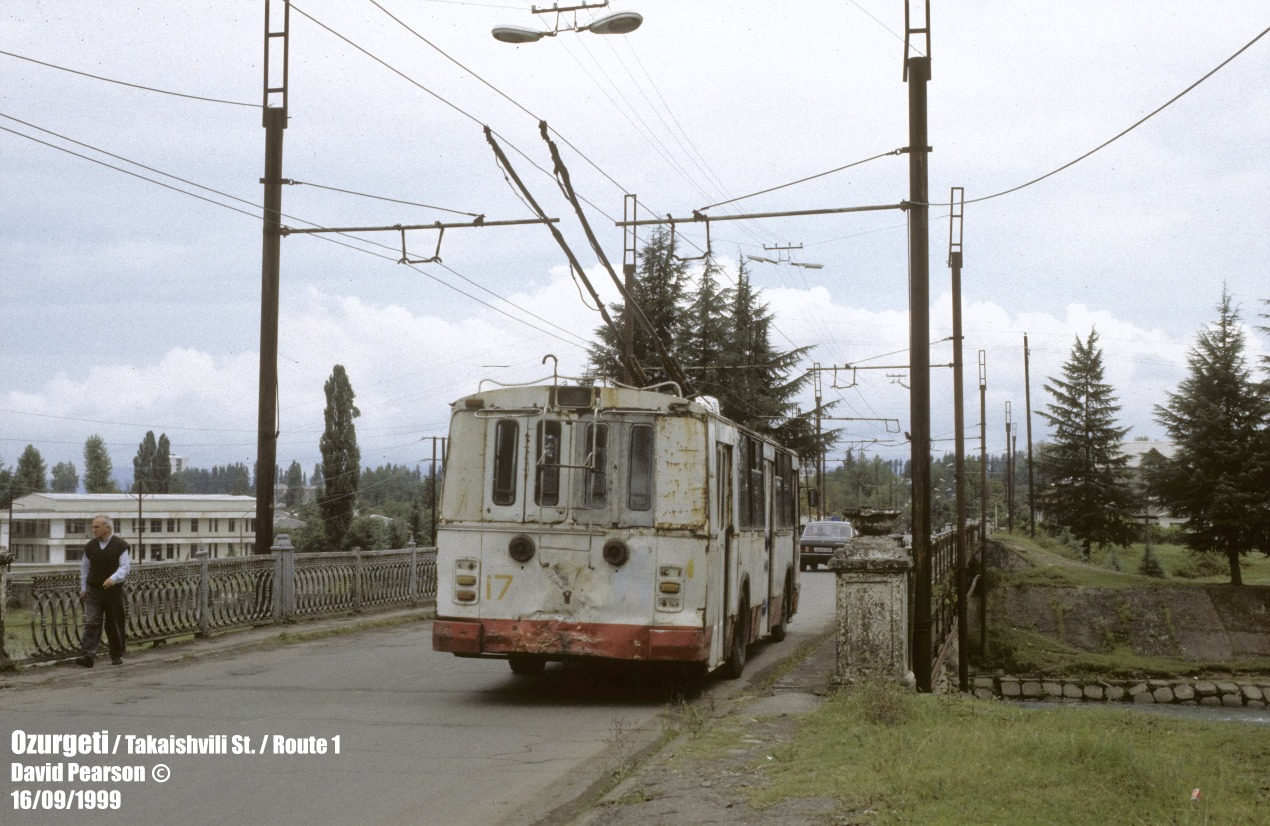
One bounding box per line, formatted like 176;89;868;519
1171;550;1227;579
1137;545;1166;578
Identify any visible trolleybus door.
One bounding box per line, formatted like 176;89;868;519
717;442;734;651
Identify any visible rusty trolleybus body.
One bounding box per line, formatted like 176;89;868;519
432;381;800;678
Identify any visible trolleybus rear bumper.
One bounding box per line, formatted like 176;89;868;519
433;618;712;662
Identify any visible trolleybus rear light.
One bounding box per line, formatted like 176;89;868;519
658;581;681;594
657;597;682;611
602;538;630;567
456;589;477;602
455;574;477;587
508;534;536;563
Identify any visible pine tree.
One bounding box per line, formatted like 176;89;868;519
83;435;118;493
51;461;79;493
1037;329;1138;558
588;228;689;386
16;444;48;496
678;257;731;401
1151;290;1270;585
319;365;361;550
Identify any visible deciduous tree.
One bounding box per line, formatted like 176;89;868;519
16;444;48;496
1038;329;1138;558
51;461;79;493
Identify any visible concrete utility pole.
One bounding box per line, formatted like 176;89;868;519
1024;333;1036;536
255;0;289;554
1005;401;1013;533
948;186;967;693
978;349;988;658
905;48;933;693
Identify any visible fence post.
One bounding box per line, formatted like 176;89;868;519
273;534;295;621
352;547;363;613
196;548;210;638
408;539;419;606
0;549;13;670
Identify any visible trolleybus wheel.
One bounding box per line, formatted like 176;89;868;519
770;570;793;642
722;592;749;680
508;654;547;675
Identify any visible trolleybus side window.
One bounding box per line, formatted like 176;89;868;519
535;421;561;506
775;452;795;528
628;424;653;511
583;423;608;508
737;436;765;529
492;420;519;505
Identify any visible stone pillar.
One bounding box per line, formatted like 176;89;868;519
829;536;914;686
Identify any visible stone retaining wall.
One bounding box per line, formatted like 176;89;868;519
974;676;1270;707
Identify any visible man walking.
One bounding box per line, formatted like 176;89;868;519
76;514;130;667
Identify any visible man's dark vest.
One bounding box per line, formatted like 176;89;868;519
84;534;130;590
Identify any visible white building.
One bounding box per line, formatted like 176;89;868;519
2;493;257;565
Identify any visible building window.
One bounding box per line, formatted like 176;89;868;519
167;518;178;533
65;545;84;561
209;518;220;532
190;519;199;533
67;519;87;535
151;519;163;534
150;545;161;561
17;545;50;563
166;544;176;560
228;520;236;533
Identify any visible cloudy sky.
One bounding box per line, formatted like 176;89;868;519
2;1;1268;486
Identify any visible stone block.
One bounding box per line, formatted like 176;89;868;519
973;688;995;700
1172;685;1196;702
1221;694;1243;707
1152;687;1175;703
973;677;995;690
1042;681;1062;697
1021;681;1043;699
1000;680;1021;698
1133;691;1156;704
1083;685;1104;701
1199;696;1221;707
1247;699;1266;708
1216;681;1240;695
1128;682;1150;696
1193;682;1217;696
1105;686;1125;701
1063;684;1083;699
1241;685;1263;702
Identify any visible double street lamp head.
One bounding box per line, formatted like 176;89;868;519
492;10;643;43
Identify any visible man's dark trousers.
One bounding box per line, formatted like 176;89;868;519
82;585;126;661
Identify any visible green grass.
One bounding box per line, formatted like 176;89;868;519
751;679;1270;824
2;605;37;660
1013;531;1270;586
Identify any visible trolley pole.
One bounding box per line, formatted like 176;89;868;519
948;186;967;692
906;53;933;693
255;0;289;554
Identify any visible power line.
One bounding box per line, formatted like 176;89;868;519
937;25;1270;208
0;49;258;108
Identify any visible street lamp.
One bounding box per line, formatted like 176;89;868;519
492;3;642;43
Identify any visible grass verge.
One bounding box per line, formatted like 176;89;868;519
752;679;1270;824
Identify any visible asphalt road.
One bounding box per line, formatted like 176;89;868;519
3;572;835;826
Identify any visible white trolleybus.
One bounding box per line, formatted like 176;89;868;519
432;381;801;678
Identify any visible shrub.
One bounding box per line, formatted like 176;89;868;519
1171;550;1227;579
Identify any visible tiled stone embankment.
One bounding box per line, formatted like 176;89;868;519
975;676;1270;707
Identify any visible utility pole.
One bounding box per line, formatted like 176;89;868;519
622;194;638;385
1005;401;1014;533
948;186;967;692
978;349;988;658
1023;333;1036;536
255;0;289;554
813;365;824;520
904;1;933;691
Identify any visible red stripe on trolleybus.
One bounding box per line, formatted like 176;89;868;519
433;618;711;662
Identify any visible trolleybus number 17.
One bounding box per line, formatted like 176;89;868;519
487;574;513;600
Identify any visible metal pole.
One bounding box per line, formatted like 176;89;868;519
1024;333;1036;536
948;187;967;693
978;350;988;659
255;0;289;555
430;437;439;547
622;194;638;385
906;54;933;693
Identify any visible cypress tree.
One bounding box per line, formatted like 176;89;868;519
1038;329;1138;558
318;365;361;550
83;434;118;493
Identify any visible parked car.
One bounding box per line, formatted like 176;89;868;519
798;520;856;570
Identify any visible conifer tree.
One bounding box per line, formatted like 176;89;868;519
83;434;119;493
1151;290;1270;585
319;365;361;550
678;257;731;401
15;444;48;496
1038;329;1138;558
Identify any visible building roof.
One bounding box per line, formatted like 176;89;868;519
11;492;256;516
1120;440;1176;468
